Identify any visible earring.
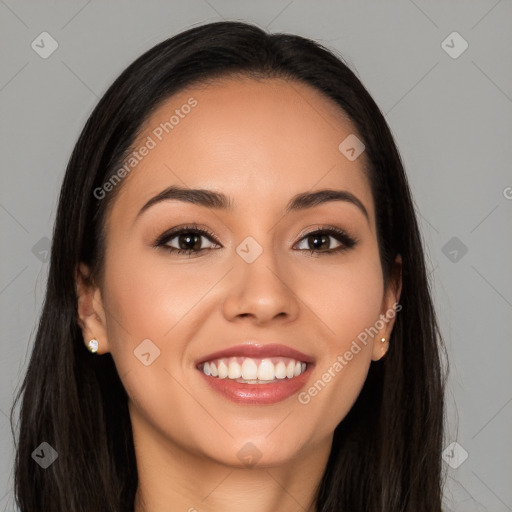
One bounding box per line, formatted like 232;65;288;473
87;338;99;353
380;337;386;343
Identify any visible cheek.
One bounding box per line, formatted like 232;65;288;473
99;241;232;402
99;246;217;445
297;245;385;348
102;241;220;346
293;245;384;433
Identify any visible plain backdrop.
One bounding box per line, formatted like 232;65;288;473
1;1;511;511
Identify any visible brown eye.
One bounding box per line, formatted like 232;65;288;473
155;225;220;256
294;228;357;255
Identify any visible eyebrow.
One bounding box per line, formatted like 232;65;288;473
135;185;369;221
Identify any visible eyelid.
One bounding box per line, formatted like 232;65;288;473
294;224;354;240
154;223;221;247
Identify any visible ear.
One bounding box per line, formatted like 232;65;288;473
371;254;402;361
75;262;111;354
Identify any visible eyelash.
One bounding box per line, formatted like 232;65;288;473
154;223;357;257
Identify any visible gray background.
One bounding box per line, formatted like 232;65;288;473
1;1;511;510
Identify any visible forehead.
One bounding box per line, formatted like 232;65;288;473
108;76;374;227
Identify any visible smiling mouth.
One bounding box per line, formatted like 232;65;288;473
197;356;308;384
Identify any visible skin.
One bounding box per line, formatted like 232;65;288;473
76;76;402;512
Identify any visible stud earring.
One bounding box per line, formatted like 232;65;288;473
380;337;386;343
87;338;99;353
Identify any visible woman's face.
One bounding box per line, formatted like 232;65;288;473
78;77;400;469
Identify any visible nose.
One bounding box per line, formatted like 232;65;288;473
222;247;300;326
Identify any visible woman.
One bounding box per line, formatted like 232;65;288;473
11;20;447;512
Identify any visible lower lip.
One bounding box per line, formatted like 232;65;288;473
197;366;313;405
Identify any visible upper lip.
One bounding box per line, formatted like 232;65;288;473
196;343;315;366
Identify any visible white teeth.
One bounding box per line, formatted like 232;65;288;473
200;356;309;382
258;359;276;381
241;358;258;380
286;360;295;378
275;361;287;379
227;359;242;379
217;360;228;379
